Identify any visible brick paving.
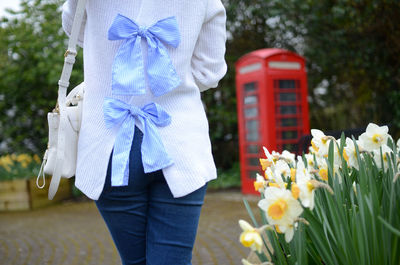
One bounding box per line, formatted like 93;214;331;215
0;190;260;265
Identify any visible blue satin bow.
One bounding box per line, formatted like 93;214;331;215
108;14;181;97
103;97;174;186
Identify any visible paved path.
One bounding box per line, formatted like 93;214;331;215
0;190;260;265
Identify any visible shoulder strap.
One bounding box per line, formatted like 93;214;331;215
48;0;87;200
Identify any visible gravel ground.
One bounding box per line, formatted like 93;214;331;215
0;190;260;265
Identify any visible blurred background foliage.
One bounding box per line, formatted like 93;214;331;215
0;0;399;187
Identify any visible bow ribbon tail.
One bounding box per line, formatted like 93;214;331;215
146;39;181;97
140;116;173;173
111;115;136;186
112;37;146;95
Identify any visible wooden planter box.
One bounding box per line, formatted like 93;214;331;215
0;177;72;211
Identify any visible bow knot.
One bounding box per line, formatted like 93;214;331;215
108;14;181;97
103;97;173;186
138;26;147;37
128;106;143;117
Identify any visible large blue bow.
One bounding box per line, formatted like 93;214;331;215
103;97;174;186
108;14;181;97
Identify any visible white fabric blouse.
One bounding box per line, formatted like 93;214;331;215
62;0;227;199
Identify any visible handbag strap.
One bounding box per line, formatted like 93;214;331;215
48;0;87;200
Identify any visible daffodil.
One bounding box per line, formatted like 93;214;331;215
238;220;263;253
241;259;254;265
294;159;316;209
262;147;278;167
281;150;295;165
264;167;274;180
259;158;272;171
254;173;267;193
275;223;297;243
344;138;360;170
333;139;344;168
241;259;273;265
262;161;285;188
359;123;389;152
291;182;300;200
373;144;393;171
258;187;303;228
311;129;334;158
274;160;291;180
315;158;340;182
304;153;315;170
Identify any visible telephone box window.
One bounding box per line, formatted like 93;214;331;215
280;118;298;127
246;130;259;141
279;105;297;114
248;158;260;166
283;143;298;152
282;131;298;140
279;80;296;89
244;95;258;105
248;171;259;179
244;108;258;118
247;145;259;154
244;82;258;92
278;93;297;102
246;120;259;132
246;120;259;141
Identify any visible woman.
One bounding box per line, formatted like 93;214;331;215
62;0;227;264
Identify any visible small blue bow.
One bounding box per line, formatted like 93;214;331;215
103;97;174;186
108;14;181;97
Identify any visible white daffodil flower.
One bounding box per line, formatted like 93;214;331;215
359;123;389;152
294;158;316;209
333;139;344;168
281;150;296;165
373;144;393;171
260;146;278;171
274;160;291;180
344;137;360;170
238;220;263;253
311;129;334;158
297;173;315;210
305;153;316;170
275;223;296;243
254;173;267;193
316;158;329;181
258;187;303;229
265;167;274;181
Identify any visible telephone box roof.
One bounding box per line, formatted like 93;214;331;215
236;48;305;66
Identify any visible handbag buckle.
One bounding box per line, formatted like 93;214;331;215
53;101;60;114
64;49;77;57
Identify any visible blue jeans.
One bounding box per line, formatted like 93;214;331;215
95;127;207;265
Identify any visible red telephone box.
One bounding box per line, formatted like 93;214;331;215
235;48;310;194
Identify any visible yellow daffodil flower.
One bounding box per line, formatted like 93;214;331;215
238;220;263;253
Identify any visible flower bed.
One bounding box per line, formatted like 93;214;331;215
239;123;400;265
0;154;72;211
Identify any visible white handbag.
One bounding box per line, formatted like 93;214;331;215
37;0;87;200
